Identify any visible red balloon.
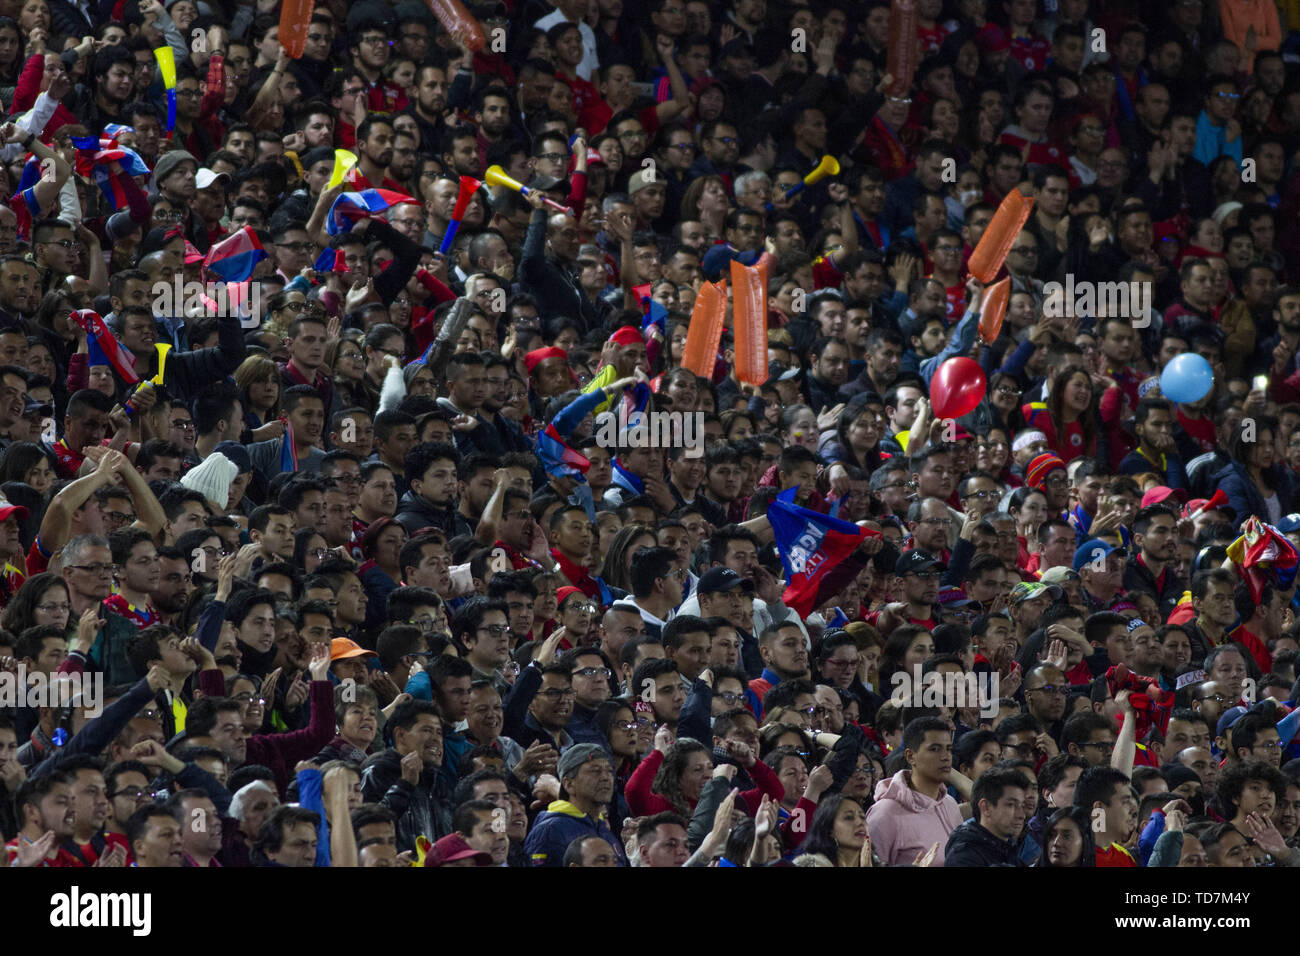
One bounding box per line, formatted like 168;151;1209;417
930;358;987;420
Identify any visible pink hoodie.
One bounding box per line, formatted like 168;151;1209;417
865;770;964;867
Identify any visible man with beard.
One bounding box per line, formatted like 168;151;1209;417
492;489;549;570
151;547;195;626
481;356;528;453
524;744;625;866
0;256;39;320
805;336;851;412
1123;505;1185;619
455;453;501;532
907;499;952;564
7;770;80;866
1023;663;1069;741
396;442;472;538
1119;399;1188;492
351;115;401;191
408;57;450;153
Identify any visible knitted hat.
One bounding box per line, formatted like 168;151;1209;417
610;326;643;346
1162;764;1200;791
557;742;610;781
180;452;237;510
1025;452;1066;490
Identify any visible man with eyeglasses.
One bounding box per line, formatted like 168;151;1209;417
563;646;615;746
1022;662;1070;741
1195;75;1243;167
455;598;514;694
907;498;953;563
59;532;139;686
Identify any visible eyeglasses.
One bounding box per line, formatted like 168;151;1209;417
69;563;113;575
110;787;148;800
564;602;597;615
964;489;996;500
574;666;612;679
35;602;71;614
359;34;389;45
716;691;746;705
104;511;135;524
1215;91;1240;100
996;386;1020;397
711;136;737;145
917;518;949;526
171;420;196;431
909;570;941;580
478;624;512;638
668;143;696;153
232;693;268;705
42;238;76;248
537;687;576;700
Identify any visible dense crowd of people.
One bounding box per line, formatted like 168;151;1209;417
0;0;1300;870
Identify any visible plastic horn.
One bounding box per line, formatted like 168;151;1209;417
783;155;840;200
485;165;570;214
439;176;482;254
326;149;357;190
1188;488;1228;520
154;47;176;133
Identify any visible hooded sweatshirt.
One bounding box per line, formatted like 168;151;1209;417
864;769;964;867
523;800;627;867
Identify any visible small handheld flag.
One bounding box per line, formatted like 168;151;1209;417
71;309;141;385
326;189;418;236
439;176;481;254
203;226;268;282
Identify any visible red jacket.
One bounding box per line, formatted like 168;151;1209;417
625;748;785;818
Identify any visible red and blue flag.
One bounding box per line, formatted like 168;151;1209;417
71;309;140;385
537;422;590;483
326;189;417;236
769;487;876;617
203;226;267;282
70;135;149;210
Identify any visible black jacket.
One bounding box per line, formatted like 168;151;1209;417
394;490;474;538
359;749;452;853
944;818;1021;867
1123;553;1185;622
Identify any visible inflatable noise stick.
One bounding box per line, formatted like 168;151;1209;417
485;165;570;215
1187;489;1228;520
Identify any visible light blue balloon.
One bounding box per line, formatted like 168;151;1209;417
1160;353;1214;404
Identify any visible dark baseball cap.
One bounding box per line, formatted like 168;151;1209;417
895;549;944;577
697;567;756;595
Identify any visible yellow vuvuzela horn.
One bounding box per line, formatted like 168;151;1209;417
784;155;840;199
485;165;571;214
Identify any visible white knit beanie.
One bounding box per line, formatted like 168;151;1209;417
181;452;238;511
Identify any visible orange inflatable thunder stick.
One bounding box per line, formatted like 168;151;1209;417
425;0;487;52
978;277;1010;344
730;260;768;387
279;0;315;59
967;190;1034;284
681;280;727;379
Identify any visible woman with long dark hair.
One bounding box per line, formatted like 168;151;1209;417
2;572;71;636
799;792;875;867
1022;364;1106;464
1036;806;1096;867
1212;415;1296;527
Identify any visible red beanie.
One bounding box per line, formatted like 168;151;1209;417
525;346;568;374
610;326;643;346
